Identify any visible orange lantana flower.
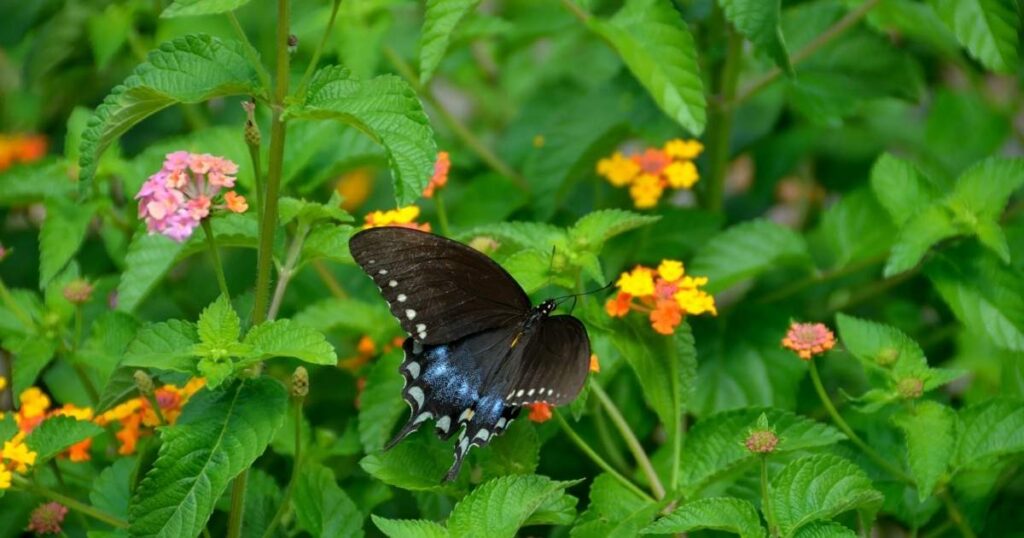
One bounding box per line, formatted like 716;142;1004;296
782;322;836;360
528;402;552;423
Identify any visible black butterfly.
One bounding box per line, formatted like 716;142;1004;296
349;226;591;481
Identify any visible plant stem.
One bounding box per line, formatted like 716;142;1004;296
591;383;666;500
267;222;310;321
13;476;129;529
202;220;231;301
311;260;347;298
261;400;304;538
233;1;291;535
554;411;654;502
226;12;272;91
593;401;630;473
760;456;779;538
382;47;529;192
939;489;977;538
734;0;882;105
245;111;264;227
704;22;742;212
808;361;916;484
296;0;343;96
755;253;887;305
558;0;590;22
434;192;451;236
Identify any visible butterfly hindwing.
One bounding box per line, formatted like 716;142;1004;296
349;227;531;345
503;316;591;407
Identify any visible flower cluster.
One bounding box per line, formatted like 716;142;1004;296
606;260;717;335
596;139;703;208
96;377;205;455
339;335;404;372
136;151;248;242
0;134;47;171
423;151;450;198
363;205;431;232
27;502;68;535
781;322;836;360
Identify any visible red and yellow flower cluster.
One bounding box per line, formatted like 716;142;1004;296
96;377;205;455
596;139;703;208
363;205;431;232
606;260;717;335
781;322;836;360
0;134;47;171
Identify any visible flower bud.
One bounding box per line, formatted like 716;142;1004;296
468;236;500;254
63;279;94;304
875;347;899;367
291;366;309;399
897;377;924;399
134;370;154;395
288;34;298;53
744;413;779;454
27;502;68;535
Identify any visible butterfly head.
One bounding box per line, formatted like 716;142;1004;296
537;299;557;317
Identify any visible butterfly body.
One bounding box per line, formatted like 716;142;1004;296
349;227;591;481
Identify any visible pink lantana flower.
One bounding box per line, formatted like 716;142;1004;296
136;152;248;242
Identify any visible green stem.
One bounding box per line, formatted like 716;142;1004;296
593;401;631;473
733;0;881;105
202;219;231;301
591;383;666;500
295;0;343;96
704;22;742;212
939;490;977;538
233;1;291;536
245;113;264;227
809;362;916;483
670;413;684;493
434;191;451;236
312;260;347;298
227;12;272;92
267;222;310;321
754;253;887;305
13;476;129;529
554;411;654;502
383;47;529;192
0;278;34;329
761;456;779;538
73;364;100;406
261;400;305;538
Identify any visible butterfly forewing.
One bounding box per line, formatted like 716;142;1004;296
502;316;591;407
349;227;531;345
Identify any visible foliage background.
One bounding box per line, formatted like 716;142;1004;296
0;0;1023;537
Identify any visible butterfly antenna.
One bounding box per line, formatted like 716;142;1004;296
552;280;616;307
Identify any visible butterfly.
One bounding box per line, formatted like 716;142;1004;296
349;226;592;481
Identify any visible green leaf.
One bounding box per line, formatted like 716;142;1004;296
931;0;1020;72
241;469;284;538
197;358;233;389
0;415;18;443
129;378;287;538
568;210;660;254
122;320;199;372
815;188;895;268
39;198;95;288
447;475;579;538
689;219;810;293
0;160;75;205
7;336;58;397
358;350;406;453
291;66;437;205
278;196;352;226
462;221;566;253
79;34;264;191
477;420;541;478
608;317;695;439
869;153;939;227
303;224;356;264
293;297;397;342
360;432;455;491
790;521;858;538
719;0;791;73
293;462;364;538
571;473;660;537
501;249;555;293
419;0;481;84
96;368;143;413
643;497;765;537
926;246;1024;352
116;232;186;313
835;314;927;375
197;295;240;346
372;516;449;538
954;397;1024;471
24;415;102;462
87;4;130;69
947;157;1024;221
162;0;253;17
588;0;706;134
241;319;336;366
90;457;136;521
893;401;956;501
681;408;845;494
769;454;883;537
883;204;958;276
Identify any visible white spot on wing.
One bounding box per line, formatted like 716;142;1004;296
516;389;524;397
414;411;431;424
397;294;407;302
496;418;507;430
527;389;535;396
389;280;398;287
436;415;451;433
407;386;424;409
406;361;420;379
474;429;490;441
378;269;388;275
458;408;474;423
406;309;417;320
418;330;427;339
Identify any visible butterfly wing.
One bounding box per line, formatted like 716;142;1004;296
349;227;531;345
388;330;522;481
502;315;591;407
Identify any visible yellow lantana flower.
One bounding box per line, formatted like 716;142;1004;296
629;174;663;208
664;139;704;160
0;375;6;392
664;161;699;189
2;439;37;474
19;388;50;419
596;152;640;187
0;467;11;489
616;267;655;297
657;260;684;282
